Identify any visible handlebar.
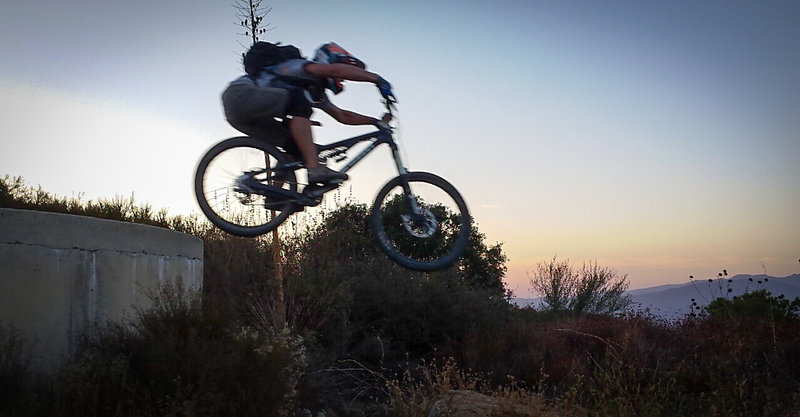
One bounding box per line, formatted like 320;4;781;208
382;93;397;116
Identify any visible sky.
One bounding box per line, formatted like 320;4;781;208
1;0;799;297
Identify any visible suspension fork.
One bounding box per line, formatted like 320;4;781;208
390;143;423;216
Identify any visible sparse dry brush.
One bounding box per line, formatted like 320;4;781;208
529;256;631;315
455;308;800;417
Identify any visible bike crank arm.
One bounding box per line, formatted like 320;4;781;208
237;175;318;206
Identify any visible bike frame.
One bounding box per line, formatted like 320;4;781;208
237;92;423;214
309;127;422;214
196;93;470;270
316;128;406;176
248;123;418;212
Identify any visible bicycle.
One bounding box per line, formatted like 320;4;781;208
194;94;471;271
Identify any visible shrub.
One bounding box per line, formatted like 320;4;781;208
704;289;800;322
281;203;510;363
45;285;305;417
529;256;631;315
457;309;800;417
274;203;511;413
0;175;172;228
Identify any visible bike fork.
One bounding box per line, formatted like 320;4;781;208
391;147;423;215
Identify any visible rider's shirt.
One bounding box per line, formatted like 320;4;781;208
229;59;330;105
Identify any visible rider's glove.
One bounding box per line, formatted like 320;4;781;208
376;77;396;102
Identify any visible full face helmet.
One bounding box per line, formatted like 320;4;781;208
313;42;366;94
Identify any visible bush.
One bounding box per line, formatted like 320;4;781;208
40;286;305;417
280;203;510;363
272;203;511;414
0;175;173;227
529;256;631;315
704;289;800;322
456;308;800;417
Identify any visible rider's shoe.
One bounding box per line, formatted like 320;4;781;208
307;166;348;184
268;170;288;182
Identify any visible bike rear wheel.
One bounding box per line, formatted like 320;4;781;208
369;172;471;271
194;137;297;237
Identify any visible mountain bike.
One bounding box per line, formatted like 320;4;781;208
194;94;471;271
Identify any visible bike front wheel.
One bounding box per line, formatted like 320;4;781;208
370;172;471;271
194;137;297;237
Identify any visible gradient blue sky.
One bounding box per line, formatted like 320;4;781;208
2;0;798;296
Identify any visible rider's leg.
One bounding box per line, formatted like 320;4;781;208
288;116;319;168
284;87;346;184
288;116;348;184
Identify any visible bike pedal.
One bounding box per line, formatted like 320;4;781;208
263;201;290;210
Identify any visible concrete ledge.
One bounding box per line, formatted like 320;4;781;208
0;208;202;258
0;208;204;369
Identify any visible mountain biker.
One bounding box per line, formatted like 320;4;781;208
222;42;395;184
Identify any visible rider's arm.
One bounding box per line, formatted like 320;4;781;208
318;101;377;126
304;62;381;84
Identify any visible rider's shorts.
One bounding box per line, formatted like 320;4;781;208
284;88;313;119
222;83;304;159
222;83;289;140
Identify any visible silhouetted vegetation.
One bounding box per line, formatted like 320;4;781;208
529;256;631;315
2;175;799;416
705;288;800;322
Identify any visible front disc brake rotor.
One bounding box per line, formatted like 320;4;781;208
400;209;438;238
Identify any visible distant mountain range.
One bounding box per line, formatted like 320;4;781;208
513;274;800;319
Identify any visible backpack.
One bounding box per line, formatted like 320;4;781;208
243;42;302;77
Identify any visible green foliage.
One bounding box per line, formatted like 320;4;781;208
529;256;631;315
0;175;174;228
201;230;279;316
704;289;800;322
459;219;509;296
347;267;509;360
281;203;510;363
378;194;459;262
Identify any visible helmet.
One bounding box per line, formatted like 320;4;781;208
313;42;366;94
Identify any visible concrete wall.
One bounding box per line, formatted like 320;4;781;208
0;208;203;368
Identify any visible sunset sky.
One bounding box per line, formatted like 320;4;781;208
2;0;798;296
